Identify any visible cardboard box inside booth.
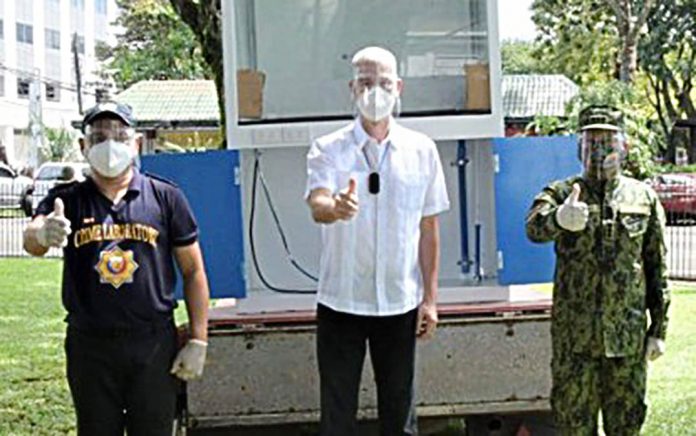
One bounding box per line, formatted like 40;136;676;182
464;63;491;111
237;69;266;119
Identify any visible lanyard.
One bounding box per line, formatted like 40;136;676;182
362;142;389;194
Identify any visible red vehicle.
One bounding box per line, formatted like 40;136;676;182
649;173;696;223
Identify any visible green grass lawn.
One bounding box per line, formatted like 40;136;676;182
0;258;188;435
0;258;694;434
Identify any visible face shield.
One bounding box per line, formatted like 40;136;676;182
83;120;137;178
580;127;626;181
84;119;136;146
353;72;398;95
352;72;399;122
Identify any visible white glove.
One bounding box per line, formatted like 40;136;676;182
645;337;665;361
555;183;589;232
37;198;72;248
170;339;208;381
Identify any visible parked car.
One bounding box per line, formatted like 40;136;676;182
0;163;34;216
30;162;90;214
648;173;696;223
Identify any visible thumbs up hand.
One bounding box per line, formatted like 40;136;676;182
333;178;359;221
555;183;589;232
37;198;72;248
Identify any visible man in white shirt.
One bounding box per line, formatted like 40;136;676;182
305;46;450;435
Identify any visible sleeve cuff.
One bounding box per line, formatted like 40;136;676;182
173;231;199;247
422;202;450;218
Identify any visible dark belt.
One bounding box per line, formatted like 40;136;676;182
68;318;174;338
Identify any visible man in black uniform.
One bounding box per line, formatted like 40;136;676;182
23;102;210;435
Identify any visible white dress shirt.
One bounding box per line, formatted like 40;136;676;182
305;118;450;316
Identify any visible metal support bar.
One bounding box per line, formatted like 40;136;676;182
457;140;472;273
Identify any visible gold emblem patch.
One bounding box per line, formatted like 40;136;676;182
95;246;139;289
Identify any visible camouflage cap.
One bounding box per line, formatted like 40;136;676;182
578;105;623;132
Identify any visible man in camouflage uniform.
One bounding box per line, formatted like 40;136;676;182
526;106;670;435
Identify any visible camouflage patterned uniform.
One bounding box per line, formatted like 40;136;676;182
526;174;669;436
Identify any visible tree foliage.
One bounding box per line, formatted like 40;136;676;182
525;115;571;136
531;0;655;84
168;0;225;129
639;0;696;155
531;0;618;86
41;127;79;162
101;0;211;90
501;40;549;75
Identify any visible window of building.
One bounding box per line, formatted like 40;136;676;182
0;75;5;97
96;0;107;14
17;78;31;99
0;19;4;40
46;82;60;102
71;0;85;10
46;29;60;50
16;23;34;45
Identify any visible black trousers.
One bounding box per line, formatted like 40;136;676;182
316;304;418;436
65;322;179;436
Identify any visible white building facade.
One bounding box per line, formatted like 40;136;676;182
0;0;119;168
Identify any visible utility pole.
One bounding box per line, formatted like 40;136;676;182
28;68;43;170
72;33;83;114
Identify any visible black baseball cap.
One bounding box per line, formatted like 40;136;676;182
82;102;135;132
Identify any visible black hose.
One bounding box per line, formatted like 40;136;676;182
248;151;317;294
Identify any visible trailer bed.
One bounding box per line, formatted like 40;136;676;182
186;286;553;429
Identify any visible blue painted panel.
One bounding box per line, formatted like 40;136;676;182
493;136;580;285
141;151;246;298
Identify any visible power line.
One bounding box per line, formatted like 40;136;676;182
0;63;100;96
0;62;109;97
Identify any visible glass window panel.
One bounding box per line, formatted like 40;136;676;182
233;0;490;124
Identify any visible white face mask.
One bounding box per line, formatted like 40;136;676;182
87;139;135;178
356;86;397;122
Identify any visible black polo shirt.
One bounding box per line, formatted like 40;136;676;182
37;169;198;330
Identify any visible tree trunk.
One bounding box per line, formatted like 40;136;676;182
687;126;696;164
619;36;638;82
608;0;655;83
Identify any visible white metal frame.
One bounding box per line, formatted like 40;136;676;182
221;0;503;149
